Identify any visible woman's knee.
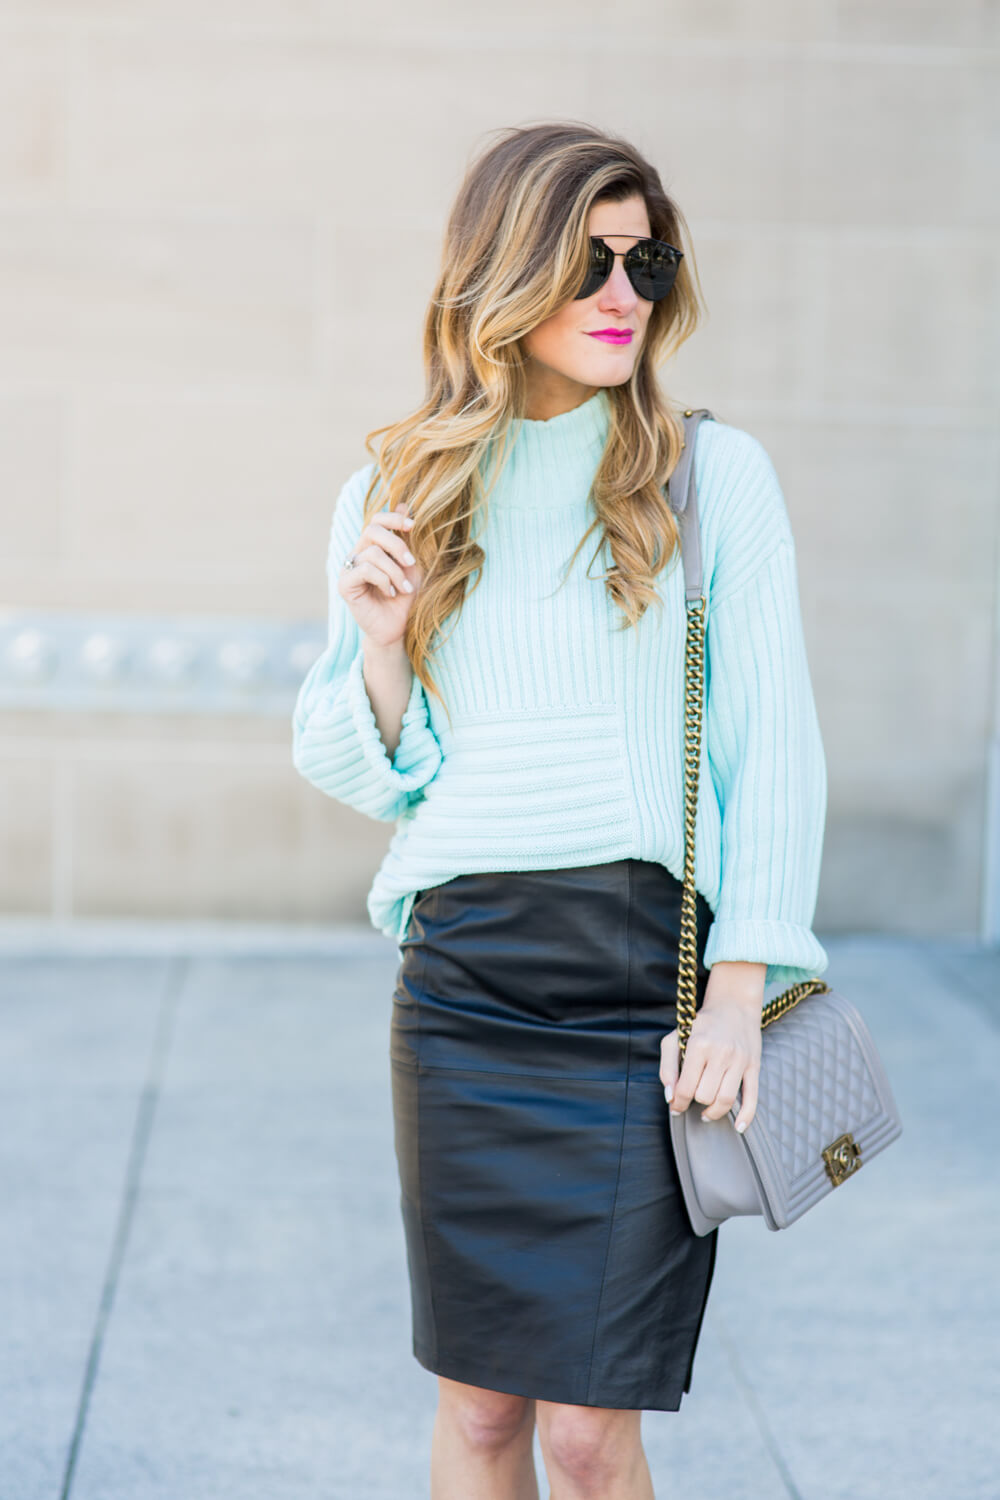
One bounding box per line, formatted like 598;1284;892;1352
536;1402;641;1488
437;1376;534;1454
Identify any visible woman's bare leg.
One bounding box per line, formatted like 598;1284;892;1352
535;1401;654;1500
431;1375;540;1500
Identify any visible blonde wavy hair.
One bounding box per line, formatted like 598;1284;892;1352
360;120;706;722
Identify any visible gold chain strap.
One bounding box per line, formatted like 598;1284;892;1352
675;595;707;1064
675;593;829;1066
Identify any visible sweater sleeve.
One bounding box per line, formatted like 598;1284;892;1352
291;465;444;822
700;439;829;990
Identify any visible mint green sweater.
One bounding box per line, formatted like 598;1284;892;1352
292;388;829;988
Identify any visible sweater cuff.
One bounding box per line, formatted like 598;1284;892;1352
344;647;443;795
703;917;829;991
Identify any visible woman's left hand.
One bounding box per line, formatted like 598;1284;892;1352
659;962;765;1135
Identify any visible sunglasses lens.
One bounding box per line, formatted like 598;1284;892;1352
627;240;682;301
573;239;614;300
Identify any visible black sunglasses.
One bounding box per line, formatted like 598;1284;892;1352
574;234;684;302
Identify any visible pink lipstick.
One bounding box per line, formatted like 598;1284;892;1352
586;329;633;345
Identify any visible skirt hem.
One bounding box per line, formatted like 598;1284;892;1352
411;1339;690;1413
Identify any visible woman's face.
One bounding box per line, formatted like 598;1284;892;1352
520;193;655;418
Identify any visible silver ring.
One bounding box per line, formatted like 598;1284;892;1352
343;553;359;570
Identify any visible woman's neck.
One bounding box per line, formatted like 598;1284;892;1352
522;371;602;422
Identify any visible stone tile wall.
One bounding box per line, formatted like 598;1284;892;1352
1;3;996;938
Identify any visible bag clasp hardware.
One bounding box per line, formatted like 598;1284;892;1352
822;1131;862;1186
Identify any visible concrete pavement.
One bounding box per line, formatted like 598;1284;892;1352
0;922;996;1500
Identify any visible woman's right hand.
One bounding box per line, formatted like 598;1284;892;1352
337;502;422;649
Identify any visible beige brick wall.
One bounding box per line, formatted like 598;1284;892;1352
1;3;997;940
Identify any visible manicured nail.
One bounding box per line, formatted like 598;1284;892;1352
404;516;415;526
664;1084;673;1103
389;585;396;596
735;1120;747;1134
403;551;415;564
401;579;413;592
670;1108;681;1116
701;1112;710;1122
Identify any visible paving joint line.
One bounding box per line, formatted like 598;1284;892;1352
710;1305;806;1500
58;956;190;1500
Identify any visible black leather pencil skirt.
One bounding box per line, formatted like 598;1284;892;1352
389;857;719;1412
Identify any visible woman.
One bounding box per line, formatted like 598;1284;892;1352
292;122;828;1500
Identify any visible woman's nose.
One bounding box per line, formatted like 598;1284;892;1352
598;262;638;309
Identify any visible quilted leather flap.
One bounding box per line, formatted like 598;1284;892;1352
744;988;901;1199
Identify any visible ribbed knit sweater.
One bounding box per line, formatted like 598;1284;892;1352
292;388;829;989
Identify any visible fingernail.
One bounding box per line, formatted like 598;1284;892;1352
670;1108;682;1116
701;1112;710;1122
403;551;415;564
401;579;413;592
404;516;415;527
389;585;396;597
664;1084;673;1103
735;1120;747;1134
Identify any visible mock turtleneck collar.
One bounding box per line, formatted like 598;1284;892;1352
481;387;611;510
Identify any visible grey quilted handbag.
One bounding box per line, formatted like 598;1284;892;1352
665;408;903;1235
